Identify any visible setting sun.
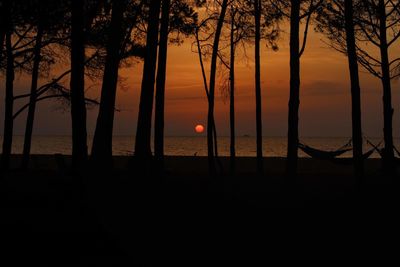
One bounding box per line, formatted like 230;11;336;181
195;124;205;133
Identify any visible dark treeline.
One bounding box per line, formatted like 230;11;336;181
1;0;400;178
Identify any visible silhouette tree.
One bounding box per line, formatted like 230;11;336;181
70;0;88;170
154;0;199;170
316;0;364;178
0;0;7;65
193;17;223;170
2;31;14;170
154;0;171;170
317;0;400;173
229;4;237;173
91;0;128;168
21;0;68;169
206;0;229;175
21;25;43;170
271;0;323;176
0;0;76;169
1;0;34;170
254;0;263;174
134;0;161;165
344;0;363;178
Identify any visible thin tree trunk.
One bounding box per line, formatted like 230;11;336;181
21;26;43;170
207;0;228;175
0;0;7;65
2;32;14;170
229;9;236;173
154;0;171;170
287;0;301;176
0;31;4;63
344;0;364;180
70;0;88;170
195;30;222;170
0;28;5;65
91;0;125;168
378;0;394;173
134;0;161;160
255;0;263;174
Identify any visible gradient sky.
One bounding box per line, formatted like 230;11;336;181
1;28;400;138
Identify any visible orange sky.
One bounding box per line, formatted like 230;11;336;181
1;28;400;138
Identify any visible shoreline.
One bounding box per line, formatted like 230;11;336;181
2;154;388;176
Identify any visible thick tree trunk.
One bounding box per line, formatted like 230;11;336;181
378;0;394;173
287;0;301;176
91;0;125;168
229;10;236;173
207;0;228;175
154;0;171;170
70;0;88;170
344;0;364;179
21;26;43;170
2;32;14;170
134;0;161;159
255;0;263;174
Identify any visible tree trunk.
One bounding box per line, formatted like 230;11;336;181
207;0;228;175
229;9;236;173
21;26;43;170
2;32;14;170
91;0;125;168
255;0;263;174
344;0;364;180
287;0;301;176
378;0;394;173
134;0;161;160
0;0;7;65
70;0;88;170
0;27;5;65
195;29;222;172
154;0;171;170
0;30;4;63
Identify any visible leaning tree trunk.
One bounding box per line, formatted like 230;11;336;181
91;0;125;168
154;0;171;171
229;9;236;173
2;32;14;171
134;0;161;160
255;0;263;174
22;25;43;170
207;0;228;175
287;0;301;176
70;0;88;170
344;0;364;179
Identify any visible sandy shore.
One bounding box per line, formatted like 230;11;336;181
2;154;387;174
0;155;398;265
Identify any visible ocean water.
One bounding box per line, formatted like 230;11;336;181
1;135;395;158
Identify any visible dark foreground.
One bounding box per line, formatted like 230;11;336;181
1;155;399;266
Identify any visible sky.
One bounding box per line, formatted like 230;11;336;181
1;27;400;138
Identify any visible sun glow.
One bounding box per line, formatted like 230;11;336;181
195;124;205;133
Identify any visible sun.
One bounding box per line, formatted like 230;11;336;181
195;124;205;133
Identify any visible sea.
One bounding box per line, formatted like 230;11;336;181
1;136;396;158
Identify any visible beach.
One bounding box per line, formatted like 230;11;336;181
1;155;398;265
